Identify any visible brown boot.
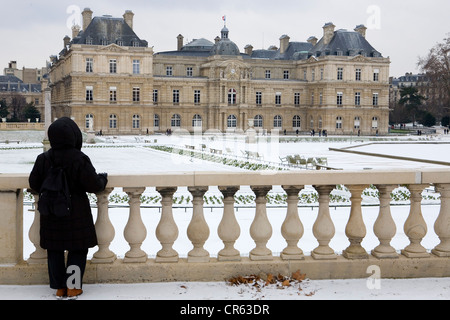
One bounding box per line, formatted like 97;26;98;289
56;288;67;298
67;288;83;298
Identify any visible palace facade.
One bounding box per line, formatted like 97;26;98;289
49;8;390;135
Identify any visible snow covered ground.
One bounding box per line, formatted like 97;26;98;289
1;130;450;300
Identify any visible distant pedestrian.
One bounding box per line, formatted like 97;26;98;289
29;117;108;299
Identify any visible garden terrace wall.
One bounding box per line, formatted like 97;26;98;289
1;169;450;285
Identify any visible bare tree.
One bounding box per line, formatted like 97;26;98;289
418;34;450;121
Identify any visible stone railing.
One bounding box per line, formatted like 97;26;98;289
1;170;450;285
0;122;45;131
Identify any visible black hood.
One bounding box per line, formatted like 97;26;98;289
48;117;83;150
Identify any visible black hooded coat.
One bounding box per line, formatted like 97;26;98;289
29;117;108;251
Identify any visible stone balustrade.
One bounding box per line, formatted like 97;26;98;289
1;169;450;285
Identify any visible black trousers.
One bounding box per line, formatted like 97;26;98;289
47;249;88;290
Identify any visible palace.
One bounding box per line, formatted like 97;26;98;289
48;9;390;135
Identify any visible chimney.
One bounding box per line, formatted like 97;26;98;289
177;34;184;51
307;36;318;46
63;35;71;48
123;10;134;30
354;24;367;38
72;25;80;39
244;44;253;56
279;35;290;54
82;8;93;31
322;22;336;45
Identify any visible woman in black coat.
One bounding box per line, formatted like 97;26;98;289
29;117;108;299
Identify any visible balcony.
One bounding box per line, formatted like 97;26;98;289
1;169;450;285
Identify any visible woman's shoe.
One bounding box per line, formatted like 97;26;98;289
56;288;67;299
67;288;83;299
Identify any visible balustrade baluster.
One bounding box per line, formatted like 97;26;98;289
27;191;47;264
249;186;273;261
401;184;430;258
155;187;179;263
92;188;116;264
312;185;337;260
187;187;210;263
218;186;241;261
123;188;147;263
432;184;450;257
372;185;399;259
343;185;369;259
281;185;305;260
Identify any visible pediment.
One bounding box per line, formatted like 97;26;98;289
307;56;319;63
351;55;370;63
99;44;128;52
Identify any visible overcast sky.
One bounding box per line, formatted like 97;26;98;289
1;0;449;77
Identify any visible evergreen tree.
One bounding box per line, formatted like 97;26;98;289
0;100;8;119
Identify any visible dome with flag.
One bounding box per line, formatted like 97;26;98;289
209;25;240;56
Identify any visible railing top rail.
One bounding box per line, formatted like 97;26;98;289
2;169;450;190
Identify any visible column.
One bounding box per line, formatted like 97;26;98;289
281;185;305;260
0;190;23;264
432;184;450;257
218;186;241;261
92;188;116;264
155;187;179;263
312;185;337;260
187;187;210;263
249;186;273;261
343;185;369;259
123;188;147;263
372;185;398;259
401;184;430;258
27;192;47;264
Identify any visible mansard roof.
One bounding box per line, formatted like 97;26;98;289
72;15;148;47
310;29;382;58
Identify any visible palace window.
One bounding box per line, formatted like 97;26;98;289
254;115;263;128
86;86;93;102
256;92;262;105
133;60;140;74
283;70;289;80
275;92;282;106
154;114;160;128
337;92;343;106
109;59;117;74
227;115;237;128
355;92;361;106
133;87;140;102
372;117;379;129
274;115;282;128
194;90;201;104
173;90;180;104
86;58;93;73
336;116;343;129
356;68;362;81
85;114;94;129
293;115;301;129
337;67;343;80
354;116;361;129
171;114;181;127
294;92;300;106
186;67;193;77
265;70;271;79
373;69;380;82
109;87;117;102
373;93;379;106
312;69;315;81
228;89;237;105
109;114;117;129
132;115;140;129
192;114;202;127
166;66;173;76
153;89;158;104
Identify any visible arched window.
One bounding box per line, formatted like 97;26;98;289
132;114;140;129
228;89;237;105
109;114;117;129
192;114;202;127
293;115;301;128
171;114;181;127
85;114;94;130
227;115;237;128
372;117;378;129
354;116;361;129
274;115;282;128
318;116;323;129
254;115;263;128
